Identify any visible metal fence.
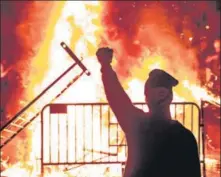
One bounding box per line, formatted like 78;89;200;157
40;102;205;176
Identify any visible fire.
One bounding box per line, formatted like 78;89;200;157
1;165;31;177
182;80;220;106
1;1;220;177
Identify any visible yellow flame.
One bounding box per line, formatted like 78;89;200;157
1;1;220;177
182;80;220;106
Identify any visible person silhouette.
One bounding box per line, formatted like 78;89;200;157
96;47;201;177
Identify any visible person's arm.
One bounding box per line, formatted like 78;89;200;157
101;64;142;132
96;48;143;132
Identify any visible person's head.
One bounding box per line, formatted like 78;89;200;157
144;69;179;113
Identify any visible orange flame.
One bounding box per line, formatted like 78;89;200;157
1;1;220;177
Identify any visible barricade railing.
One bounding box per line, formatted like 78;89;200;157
40;102;205;176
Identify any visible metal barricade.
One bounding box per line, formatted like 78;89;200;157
40;102;205;176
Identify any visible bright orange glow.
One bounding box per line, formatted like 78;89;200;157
1;1;220;177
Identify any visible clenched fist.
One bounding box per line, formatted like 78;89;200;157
96;47;113;66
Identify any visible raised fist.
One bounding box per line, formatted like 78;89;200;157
96;47;113;65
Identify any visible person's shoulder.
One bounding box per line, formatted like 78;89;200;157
170;121;197;143
169;121;189;132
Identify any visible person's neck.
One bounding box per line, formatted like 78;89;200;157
150;107;172;120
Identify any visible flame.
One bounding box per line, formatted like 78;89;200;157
182;80;220;106
1;1;220;177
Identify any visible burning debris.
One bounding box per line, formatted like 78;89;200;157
0;1;220;177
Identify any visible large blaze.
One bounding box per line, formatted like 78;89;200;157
1;1;220;177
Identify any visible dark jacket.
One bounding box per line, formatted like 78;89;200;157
101;65;201;177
